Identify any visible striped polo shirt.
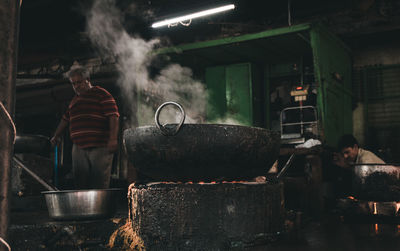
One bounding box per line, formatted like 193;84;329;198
62;86;119;149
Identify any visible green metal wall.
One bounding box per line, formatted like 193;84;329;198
206;63;254;126
159;23;353;146
205;65;227;121
310;25;353;147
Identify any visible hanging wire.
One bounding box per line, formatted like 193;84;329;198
288;0;292;26
179;19;192;26
0;101;16;144
168;22;179;28
0;237;11;251
167;19;192;28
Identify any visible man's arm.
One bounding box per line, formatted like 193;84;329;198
50;119;68;146
333;152;351;169
107;115;119;153
358;149;386;164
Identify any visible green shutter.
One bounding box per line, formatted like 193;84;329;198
205;66;227;121
225;63;253;126
310;25;352;147
205;63;253;126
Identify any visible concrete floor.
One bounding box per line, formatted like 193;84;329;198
8;194;129;250
7;195;400;251
262;216;400;251
9;209;129;250
8;212;400;250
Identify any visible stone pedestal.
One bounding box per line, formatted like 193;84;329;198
128;181;284;250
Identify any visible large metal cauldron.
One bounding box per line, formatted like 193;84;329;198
123;102;280;181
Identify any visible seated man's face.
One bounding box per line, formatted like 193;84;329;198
341;145;358;163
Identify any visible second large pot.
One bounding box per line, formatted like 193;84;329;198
353;164;400;201
123;124;280;181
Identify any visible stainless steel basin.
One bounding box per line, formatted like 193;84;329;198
42;188;123;220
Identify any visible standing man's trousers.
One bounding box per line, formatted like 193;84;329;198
72;144;114;189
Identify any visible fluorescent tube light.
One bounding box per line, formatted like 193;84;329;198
152;4;235;28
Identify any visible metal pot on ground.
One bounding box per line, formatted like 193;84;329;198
13;156;122;220
14;134;50;154
42;188;122;220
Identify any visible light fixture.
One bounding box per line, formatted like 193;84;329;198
151;4;235;28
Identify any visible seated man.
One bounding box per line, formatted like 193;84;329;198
331;134;385;198
335;134;385;167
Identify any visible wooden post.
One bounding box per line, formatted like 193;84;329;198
0;1;20;250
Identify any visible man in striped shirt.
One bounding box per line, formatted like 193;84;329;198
51;66;119;189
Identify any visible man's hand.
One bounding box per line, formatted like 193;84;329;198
333;152;348;168
107;138;118;153
50;136;61;147
51;119;68;147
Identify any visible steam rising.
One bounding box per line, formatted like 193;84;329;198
86;0;207;126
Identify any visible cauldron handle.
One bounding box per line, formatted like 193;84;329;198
155;101;186;136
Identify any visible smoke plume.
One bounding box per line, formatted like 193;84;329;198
86;0;208;126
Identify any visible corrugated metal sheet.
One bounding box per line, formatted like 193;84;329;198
354;65;400;162
352;67;363;102
366;66;400;128
368;101;400;126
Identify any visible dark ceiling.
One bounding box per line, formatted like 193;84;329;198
19;0;396;72
14;2;341;77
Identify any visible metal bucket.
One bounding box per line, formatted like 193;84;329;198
42;188;123;220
